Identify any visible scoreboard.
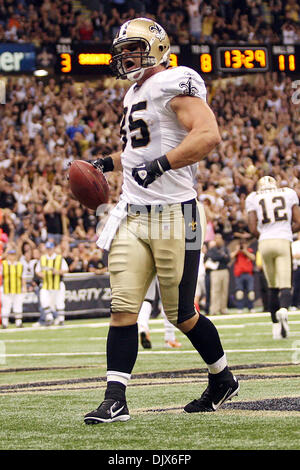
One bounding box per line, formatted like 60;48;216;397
55;43;300;76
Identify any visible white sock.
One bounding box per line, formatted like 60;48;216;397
207;354;228;375
1;317;9;328
107;371;131;387
57;312;65;322
138;301;152;333
161;309;176;342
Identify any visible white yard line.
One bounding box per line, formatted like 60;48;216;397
1;346;300;358
1;311;300;334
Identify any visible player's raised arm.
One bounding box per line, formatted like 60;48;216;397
167;96;221;169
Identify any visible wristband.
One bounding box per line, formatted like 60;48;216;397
92;156;114;173
156;154;171;173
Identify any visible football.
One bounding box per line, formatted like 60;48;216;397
68;160;109;210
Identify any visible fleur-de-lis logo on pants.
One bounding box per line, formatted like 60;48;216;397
189;219;198;232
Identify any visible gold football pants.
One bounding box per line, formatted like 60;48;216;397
108;199;206;325
258;238;292;289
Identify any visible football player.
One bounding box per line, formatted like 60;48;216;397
84;17;239;424
246;176;300;339
35;241;69;326
1;249;27;329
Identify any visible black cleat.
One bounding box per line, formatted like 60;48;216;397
140;331;152;349
184;375;240;413
84;399;130;424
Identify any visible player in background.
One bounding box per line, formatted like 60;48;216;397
35;241;69;326
291;231;300;309
194;249;206;313
246;176;300;339
138;277;182;349
84;17;239;424
1;248;27;328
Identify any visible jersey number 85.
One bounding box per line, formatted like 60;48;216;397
120;101;150;150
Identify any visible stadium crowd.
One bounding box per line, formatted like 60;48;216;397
0;0;299;46
0;0;300;313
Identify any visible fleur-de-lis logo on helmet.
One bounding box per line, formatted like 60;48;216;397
179;76;198;96
149;23;166;41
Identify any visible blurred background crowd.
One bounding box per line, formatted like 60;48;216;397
0;0;299;311
0;0;299;46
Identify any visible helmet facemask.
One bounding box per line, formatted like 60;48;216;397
109;18;170;81
110;38;154;81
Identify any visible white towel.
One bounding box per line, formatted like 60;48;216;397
96;200;128;251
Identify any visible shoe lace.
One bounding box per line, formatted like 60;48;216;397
98;398;116;411
193;385;213;407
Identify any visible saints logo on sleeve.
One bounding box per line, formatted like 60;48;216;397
179;75;199;96
159;66;207;107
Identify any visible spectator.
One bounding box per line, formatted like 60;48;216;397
106;7;122;38
282;20;298;44
87;248;107;275
230;240;256;313
66;117;85;141
72;217;87;240
186;0;202;42
91;10;106;41
0;181;17;211
68;246;89;273
78;18;94;41
201;5;215;41
205;234;231;316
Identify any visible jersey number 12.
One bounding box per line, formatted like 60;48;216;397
259;196;288;224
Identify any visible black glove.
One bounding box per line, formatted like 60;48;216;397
91;156;114;173
132;155;171;188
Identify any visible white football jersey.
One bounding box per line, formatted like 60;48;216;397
119;66;207;204
245;187;299;241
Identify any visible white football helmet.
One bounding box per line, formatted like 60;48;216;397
110;17;170;81
257;176;277;190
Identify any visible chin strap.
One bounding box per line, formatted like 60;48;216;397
126;68;145;82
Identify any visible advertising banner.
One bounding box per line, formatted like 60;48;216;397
22;273;111;319
0;43;36;72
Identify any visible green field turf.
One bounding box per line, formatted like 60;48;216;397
0;311;299;451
